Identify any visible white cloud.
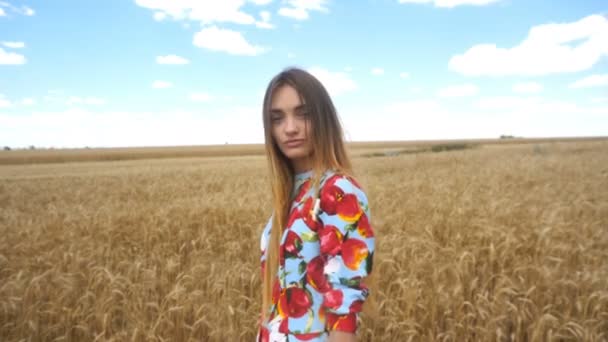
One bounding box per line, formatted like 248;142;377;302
135;0;256;25
278;7;307;20
278;0;328;21
472;96;600;119
342;96;608;143
152;80;173;89
399;72;410;79
190;92;213;102
249;0;273;4
512;81;543;94
449;14;608;76
260;10;271;22
2;41;25;48
0;94;12;108
287;52;296;59
21;98;35;106
255;10;274;29
0;106;265;148
343;100;460;142
156;54;190;65
469;97;608;139
569;74;608;89
473;96;540;110
193;26;265;56
2;99;606;148
398;0;500;7
66;96;106;106
42;90;65;104
0;47;26;65
591;97;608;104
153;11;167;21
437;83;479;97
407;86;423;94
36;92;102;107
371;67;384;76
307;66;358;96
0;2;35;16
385;99;443;114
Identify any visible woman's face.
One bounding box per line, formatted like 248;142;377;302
269;84;314;172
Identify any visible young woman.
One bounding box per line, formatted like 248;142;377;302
257;67;375;342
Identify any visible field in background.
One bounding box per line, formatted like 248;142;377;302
1;136;605;165
1;138;607;341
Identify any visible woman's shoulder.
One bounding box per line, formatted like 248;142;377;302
321;170;365;193
318;170;371;224
319;171;369;213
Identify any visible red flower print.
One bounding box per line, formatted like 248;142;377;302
277;289;289;318
349;300;363;313
283;230;303;258
278;287;312;318
320;176;363;223
323;289;343;311
279;316;288;334
294;179;311;202
272;277;281;304
319;225;343;256
341;238;369;270
306;255;331;292
258;325;270;342
301;196;322;231
320;183;341;214
318;303;325;322
357;213;374;238
294;332;325;340
336;193;362;223
324;174;341;188
286;207;300;228
326;312;357;332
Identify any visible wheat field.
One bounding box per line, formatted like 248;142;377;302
0;139;607;341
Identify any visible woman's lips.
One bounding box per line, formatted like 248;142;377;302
285;140;304;148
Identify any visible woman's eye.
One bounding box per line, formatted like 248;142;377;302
271;116;282;122
297;111;308;117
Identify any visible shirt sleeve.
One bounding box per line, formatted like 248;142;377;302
317;174;375;333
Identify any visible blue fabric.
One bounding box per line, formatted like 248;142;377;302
258;169;375;341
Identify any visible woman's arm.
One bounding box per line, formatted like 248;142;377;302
317;174;375;336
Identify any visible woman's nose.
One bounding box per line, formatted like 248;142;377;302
284;115;298;134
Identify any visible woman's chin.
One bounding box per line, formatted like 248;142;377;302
283;148;309;160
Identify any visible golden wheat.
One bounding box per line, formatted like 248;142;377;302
0;139;606;341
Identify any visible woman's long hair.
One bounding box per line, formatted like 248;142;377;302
261;67;375;323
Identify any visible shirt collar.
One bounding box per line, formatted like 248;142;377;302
294;169;313;190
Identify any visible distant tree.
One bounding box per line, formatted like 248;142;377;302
29;145;36;150
500;135;516;139
3;146;10;151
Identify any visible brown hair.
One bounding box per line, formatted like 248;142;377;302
261;67;376;323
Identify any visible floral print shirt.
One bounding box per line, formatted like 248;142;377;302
257;169;375;342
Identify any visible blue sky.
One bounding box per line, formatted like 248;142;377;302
1;0;607;148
